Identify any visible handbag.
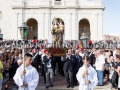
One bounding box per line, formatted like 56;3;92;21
2;69;9;84
111;70;118;85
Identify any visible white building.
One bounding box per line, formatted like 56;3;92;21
0;0;104;43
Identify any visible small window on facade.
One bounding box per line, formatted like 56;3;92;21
55;0;61;1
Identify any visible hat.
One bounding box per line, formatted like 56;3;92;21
43;49;47;54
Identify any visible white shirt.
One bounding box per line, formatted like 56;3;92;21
118;77;120;88
47;59;51;68
113;50;116;56
39;51;42;55
41;54;45;64
29;52;33;56
13;64;39;90
95;54;105;70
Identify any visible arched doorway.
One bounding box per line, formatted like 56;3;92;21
26;18;38;40
79;19;90;39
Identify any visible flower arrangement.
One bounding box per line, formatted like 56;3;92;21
46;46;68;56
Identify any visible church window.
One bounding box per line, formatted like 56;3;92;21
55;0;61;1
87;0;93;1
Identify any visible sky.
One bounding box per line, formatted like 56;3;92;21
103;0;120;36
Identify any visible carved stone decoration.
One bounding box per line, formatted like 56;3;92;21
51;17;64;46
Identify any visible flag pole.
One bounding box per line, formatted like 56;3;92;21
85;50;90;90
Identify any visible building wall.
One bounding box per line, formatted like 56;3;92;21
0;0;14;39
103;35;120;41
0;0;104;42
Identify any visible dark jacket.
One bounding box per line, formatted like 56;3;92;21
73;55;83;71
32;52;39;63
63;55;75;72
43;55;55;73
111;62;120;86
31;52;40;70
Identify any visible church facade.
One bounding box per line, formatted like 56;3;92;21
0;0;104;42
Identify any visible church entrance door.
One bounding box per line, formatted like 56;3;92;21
26;18;38;40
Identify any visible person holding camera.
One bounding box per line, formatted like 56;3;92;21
103;50;113;81
105;50;115;87
43;51;55;89
63;49;75;88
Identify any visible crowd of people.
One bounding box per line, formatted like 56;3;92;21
0;39;120;90
0;39;120;49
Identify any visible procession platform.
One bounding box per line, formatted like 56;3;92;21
8;74;115;90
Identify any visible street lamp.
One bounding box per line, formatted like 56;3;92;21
18;22;28;69
18;22;28;90
18;22;28;40
18;1;29;86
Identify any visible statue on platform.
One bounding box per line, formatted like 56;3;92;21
52;17;64;46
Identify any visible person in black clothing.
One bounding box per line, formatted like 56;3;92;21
88;48;96;66
11;54;18;82
63;49;75;88
111;54;120;89
116;65;120;90
41;49;47;84
3;58;10;89
51;55;56;76
73;50;83;85
104;50;113;81
31;48;39;72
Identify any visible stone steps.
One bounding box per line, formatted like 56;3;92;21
9;85;116;90
35;85;113;90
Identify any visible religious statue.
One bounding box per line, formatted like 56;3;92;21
51;17;64;47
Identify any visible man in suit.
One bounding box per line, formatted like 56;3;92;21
43;51;55;89
31;48;39;72
73;50;83;85
89;48;96;67
41;49;47;84
63;49;75;88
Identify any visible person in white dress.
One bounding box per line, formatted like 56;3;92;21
13;53;39;90
76;56;98;90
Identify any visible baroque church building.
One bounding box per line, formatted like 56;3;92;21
0;0;104;42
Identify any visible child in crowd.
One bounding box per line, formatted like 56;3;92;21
76;56;98;90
